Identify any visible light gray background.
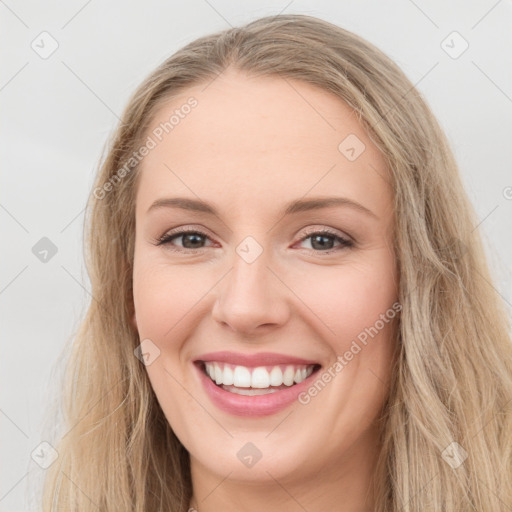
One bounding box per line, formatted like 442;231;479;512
1;1;511;510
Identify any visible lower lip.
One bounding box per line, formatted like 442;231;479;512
195;363;319;417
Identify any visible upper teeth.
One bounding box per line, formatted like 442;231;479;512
204;362;315;388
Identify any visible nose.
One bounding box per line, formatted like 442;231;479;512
211;249;291;336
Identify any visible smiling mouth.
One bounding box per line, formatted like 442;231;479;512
198;361;321;396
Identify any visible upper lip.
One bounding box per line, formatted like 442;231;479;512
194;351;320;367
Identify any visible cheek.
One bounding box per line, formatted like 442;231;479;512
132;262;210;428
132;260;216;340
290;259;398;351
329;276;396;346
289;261;398;440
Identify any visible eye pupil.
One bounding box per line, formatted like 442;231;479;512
311;234;334;250
182;233;205;248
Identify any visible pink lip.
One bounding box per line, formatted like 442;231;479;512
195;351;319;367
193;352;321;417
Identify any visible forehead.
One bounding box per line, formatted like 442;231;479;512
136;69;392;217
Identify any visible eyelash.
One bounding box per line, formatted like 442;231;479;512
155;227;354;255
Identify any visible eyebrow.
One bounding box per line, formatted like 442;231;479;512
147;196;377;219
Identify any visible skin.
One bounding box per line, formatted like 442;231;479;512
131;68;399;512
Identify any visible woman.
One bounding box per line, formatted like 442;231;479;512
43;14;512;511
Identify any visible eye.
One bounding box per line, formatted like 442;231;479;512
154;227;354;254
295;229;354;254
156;228;214;251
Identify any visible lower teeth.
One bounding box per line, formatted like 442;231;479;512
220;384;291;395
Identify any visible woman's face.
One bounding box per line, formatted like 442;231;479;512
132;69;398;487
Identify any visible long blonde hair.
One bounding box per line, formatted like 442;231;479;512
42;14;512;511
